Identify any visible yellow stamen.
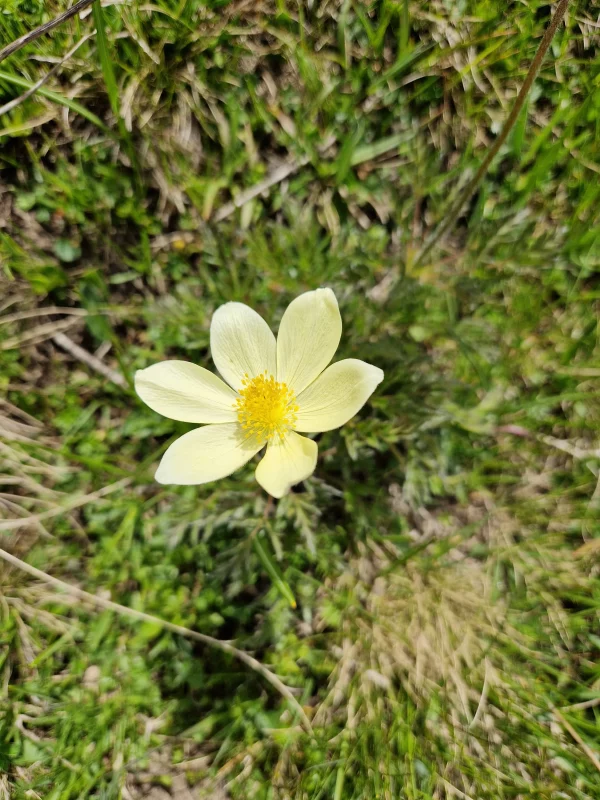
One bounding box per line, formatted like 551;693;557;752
235;372;298;442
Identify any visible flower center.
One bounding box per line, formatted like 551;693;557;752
235;372;298;442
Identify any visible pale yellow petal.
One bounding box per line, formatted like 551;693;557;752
155;423;264;485
294;359;383;433
210;302;276;391
135;361;237;423
254;432;318;499
276;288;342;395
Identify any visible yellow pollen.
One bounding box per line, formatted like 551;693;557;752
235;372;298;442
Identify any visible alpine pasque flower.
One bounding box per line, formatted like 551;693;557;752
135;288;383;498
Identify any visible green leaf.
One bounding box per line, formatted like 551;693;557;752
350;132;410;166
53;239;81;263
0;69;110;134
253;531;296;609
335;123;365;184
510;95;530;159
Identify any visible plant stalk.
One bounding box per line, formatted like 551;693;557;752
0;0;96;65
414;0;571;268
0;544;312;734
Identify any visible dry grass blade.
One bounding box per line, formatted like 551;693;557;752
0;0;96;65
0;546;313;735
0;478;132;532
415;0;572;266
212;159;309;223
52;332;126;388
0;34;93;118
553;710;600;774
0;317;82;351
212;135;335;222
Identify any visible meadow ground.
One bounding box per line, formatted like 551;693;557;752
1;1;599;798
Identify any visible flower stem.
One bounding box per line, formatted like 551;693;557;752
0;544;311;733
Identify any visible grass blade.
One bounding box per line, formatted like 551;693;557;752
0;68;110;133
253;531;297;609
91;1;142;191
91;0;120;118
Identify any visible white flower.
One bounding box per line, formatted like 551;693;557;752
135;288;383;498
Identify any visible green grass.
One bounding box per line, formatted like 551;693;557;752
1;0;600;798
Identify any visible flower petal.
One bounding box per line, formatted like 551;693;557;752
294;359;384;433
255;432;318;499
210;302;277;391
155;423;264;485
276;288;342;395
135;361;238;423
